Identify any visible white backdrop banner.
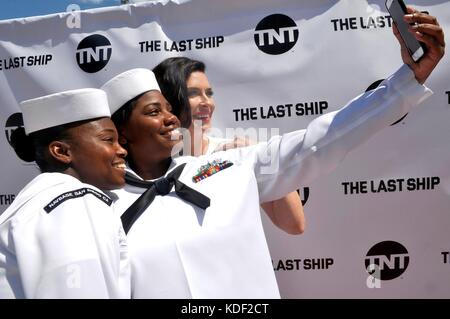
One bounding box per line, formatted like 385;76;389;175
1;0;449;298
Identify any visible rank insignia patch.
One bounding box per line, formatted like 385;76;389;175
192;159;233;183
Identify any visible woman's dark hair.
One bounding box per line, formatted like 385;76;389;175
153;57;206;129
10;124;74;172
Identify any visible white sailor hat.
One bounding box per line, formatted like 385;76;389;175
20;88;110;135
101;68;160;115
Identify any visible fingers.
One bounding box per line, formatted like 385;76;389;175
409;24;445;47
403;8;445;50
413;31;432;47
392;23;413;64
393;6;444;83
405;6;418;14
412;31;445;58
404;12;439;26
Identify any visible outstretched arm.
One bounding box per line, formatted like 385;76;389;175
261;192;305;235
249;12;444;202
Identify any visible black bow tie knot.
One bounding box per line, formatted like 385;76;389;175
121;163;210;233
154;177;172;195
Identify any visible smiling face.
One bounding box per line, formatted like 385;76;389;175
67;117;127;190
186;71;215;133
119;90;181;166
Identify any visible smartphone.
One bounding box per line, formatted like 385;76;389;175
385;0;426;62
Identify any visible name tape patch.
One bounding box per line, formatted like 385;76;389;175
44;187;112;213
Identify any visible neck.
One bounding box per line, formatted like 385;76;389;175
61;169;79;182
129;157;172;180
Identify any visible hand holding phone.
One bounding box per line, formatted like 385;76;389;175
385;0;426;62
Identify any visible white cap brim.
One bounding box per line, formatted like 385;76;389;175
20;88;110;134
101;68;161;115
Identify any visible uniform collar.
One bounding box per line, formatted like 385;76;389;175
124;156;194;182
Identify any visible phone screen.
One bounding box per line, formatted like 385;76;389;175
386;0;423;58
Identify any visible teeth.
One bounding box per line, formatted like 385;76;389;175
114;163;126;169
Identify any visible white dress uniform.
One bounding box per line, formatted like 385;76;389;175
0;88;130;299
110;64;432;299
204;136;232;155
0;173;130;298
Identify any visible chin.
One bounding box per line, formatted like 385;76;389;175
158;141;179;157
106;175;126;190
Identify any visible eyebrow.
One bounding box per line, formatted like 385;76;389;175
99;128;116;134
187;87;212;91
141;100;173;112
141;102;161;109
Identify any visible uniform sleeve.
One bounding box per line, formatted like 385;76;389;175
11;192;123;299
249;64;432;202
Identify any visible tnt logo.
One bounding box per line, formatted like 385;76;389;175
5;112;24;146
366;79;407;126
76;34;112;73
254;13;299;55
365;240;409;282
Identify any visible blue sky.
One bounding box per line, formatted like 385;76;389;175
0;0;122;21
